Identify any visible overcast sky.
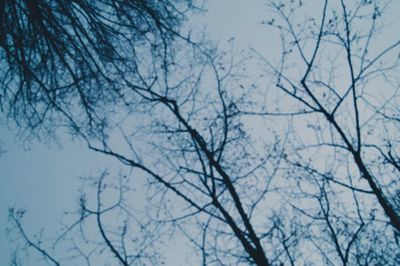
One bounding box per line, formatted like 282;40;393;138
1;0;399;265
0;1;267;264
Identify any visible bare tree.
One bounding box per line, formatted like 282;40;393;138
0;0;197;137
249;0;400;264
3;0;400;265
8;171;164;265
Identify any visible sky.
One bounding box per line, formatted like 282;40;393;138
0;1;270;264
1;0;400;265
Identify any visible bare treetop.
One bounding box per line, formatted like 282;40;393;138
3;0;400;265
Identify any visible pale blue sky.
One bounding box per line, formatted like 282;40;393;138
1;0;399;265
0;1;272;263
